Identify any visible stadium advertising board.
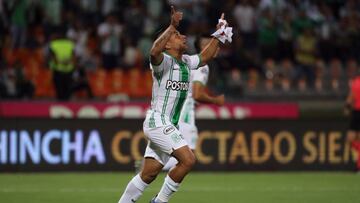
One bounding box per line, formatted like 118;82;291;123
0;102;298;119
0;119;356;172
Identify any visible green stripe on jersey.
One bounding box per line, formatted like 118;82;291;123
171;62;189;125
149;111;156;128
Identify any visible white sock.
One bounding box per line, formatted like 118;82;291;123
155;175;180;203
118;174;148;203
162;157;178;171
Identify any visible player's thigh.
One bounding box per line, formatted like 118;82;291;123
144;124;187;155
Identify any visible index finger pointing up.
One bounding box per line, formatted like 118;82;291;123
171;6;175;14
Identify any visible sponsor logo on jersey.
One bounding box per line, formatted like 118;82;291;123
163;125;175;135
166;80;189;91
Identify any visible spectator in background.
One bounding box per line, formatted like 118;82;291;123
41;0;63;40
345;71;360;172
317;4;337;62
294;27;318;88
233;0;256;51
258;9;278;60
97;14;123;70
278;9;294;60
67;19;88;61
123;0;145;42
293;9;313;38
101;0;118;17
259;0;287;15
48;32;76;100
79;0;100;26
9;0;27;48
121;38;141;69
0;61;33;99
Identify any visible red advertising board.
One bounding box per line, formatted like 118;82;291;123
0;102;299;119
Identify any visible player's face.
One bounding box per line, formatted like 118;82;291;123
200;38;219;57
168;30;187;52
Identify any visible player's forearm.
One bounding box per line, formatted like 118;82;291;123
150;25;176;58
199;38;219;66
193;91;220;105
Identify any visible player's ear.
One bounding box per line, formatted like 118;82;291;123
165;41;171;50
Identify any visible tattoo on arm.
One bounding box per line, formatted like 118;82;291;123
150;26;175;64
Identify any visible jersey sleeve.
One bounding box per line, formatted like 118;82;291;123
192;65;209;85
150;53;172;73
182;54;201;70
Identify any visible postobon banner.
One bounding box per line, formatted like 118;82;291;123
0;119;357;172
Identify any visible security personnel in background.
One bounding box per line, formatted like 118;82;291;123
49;32;76;100
345;71;360;172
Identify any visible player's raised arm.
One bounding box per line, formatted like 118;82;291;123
150;6;182;65
199;13;233;66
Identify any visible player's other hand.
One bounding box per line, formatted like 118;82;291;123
215;94;225;106
170;6;183;27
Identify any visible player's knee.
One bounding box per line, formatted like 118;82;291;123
140;170;158;183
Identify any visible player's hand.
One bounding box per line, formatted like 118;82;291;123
170;6;183;27
215;94;225;106
216;13;225;30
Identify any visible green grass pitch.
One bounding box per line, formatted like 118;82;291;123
0;172;359;203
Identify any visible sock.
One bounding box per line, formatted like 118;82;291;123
155;175;180;203
118;174;148;203
162;157;178;171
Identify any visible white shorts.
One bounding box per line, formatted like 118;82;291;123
143;122;188;165
178;121;198;150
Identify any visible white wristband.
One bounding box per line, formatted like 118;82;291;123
211;19;233;44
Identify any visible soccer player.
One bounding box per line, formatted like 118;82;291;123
162;35;225;171
345;73;360;172
118;6;232;203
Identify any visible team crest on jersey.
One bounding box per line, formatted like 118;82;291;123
166;80;189;91
163;125;175;135
201;67;208;74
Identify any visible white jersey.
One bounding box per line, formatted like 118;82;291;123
145;52;201;127
179;65;209;126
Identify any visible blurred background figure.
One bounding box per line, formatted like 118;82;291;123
97;14;123;70
48;32;76;101
345;71;360;172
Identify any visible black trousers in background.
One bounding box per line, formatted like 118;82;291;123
53;70;73;101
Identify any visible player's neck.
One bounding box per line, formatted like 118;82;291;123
166;50;183;62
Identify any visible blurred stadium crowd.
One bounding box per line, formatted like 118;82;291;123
0;0;359;101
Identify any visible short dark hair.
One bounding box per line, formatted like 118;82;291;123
194;34;212;53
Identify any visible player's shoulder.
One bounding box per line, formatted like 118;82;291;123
150;52;172;68
197;65;209;75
